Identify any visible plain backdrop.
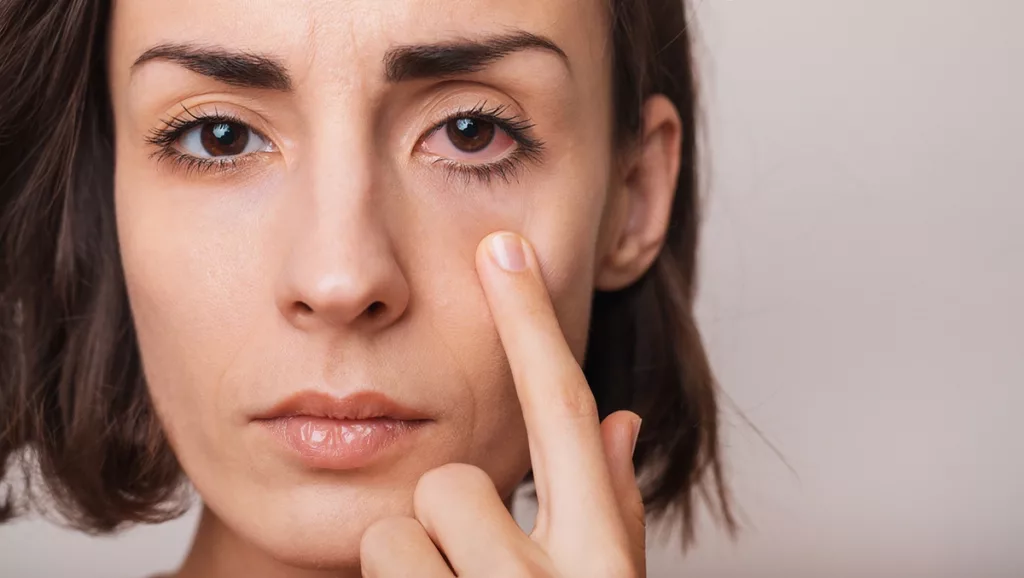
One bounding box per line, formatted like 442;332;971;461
2;1;1022;576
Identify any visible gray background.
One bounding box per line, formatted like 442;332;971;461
2;1;1022;576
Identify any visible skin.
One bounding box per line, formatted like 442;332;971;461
107;0;682;576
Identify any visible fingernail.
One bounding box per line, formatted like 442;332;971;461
489;232;527;272
631;418;642;457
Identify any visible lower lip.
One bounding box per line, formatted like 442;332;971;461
258;417;427;470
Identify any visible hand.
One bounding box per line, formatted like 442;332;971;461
360;231;646;577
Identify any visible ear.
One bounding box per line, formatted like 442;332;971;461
595;94;683;291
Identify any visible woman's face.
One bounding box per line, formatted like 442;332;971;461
108;0;624;568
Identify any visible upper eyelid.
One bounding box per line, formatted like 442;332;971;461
419;101;544;152
147;104;276;144
146;113;241;148
426;100;532;129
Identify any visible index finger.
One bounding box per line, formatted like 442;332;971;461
475;232;627;547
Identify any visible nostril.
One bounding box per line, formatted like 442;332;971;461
289;300;387;321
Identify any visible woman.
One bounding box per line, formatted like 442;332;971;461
0;0;734;575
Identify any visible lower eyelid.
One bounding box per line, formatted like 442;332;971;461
155;144;272;178
434;155;530;186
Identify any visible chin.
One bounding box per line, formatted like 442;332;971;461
215;480;419;571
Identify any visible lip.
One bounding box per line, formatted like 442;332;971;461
253;391;431;470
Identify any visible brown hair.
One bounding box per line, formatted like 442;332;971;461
0;0;735;545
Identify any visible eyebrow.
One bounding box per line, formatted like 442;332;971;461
383;31;570;82
131;43;293;91
130;31;569;91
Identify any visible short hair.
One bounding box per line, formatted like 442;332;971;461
0;0;735;546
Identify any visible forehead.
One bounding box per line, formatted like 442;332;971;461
109;0;611;87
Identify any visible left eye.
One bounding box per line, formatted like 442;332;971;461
177;121;272;158
421;116;516;162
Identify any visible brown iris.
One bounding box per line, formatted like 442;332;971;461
445;117;495;153
199;122;250;156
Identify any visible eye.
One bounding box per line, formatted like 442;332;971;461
177;121;273;158
421;116;517;163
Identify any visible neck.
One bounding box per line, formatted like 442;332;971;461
172;506;361;578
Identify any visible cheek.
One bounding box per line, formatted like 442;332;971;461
524;187;608;362
113;157;268;465
370;171;604;481
536;239;601;362
389;195;533;481
405;159;604;350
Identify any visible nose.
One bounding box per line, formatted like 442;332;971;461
275;170;410;334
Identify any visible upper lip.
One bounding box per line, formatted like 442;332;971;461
253;391;430;422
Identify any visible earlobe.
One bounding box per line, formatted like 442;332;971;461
595;94;683;291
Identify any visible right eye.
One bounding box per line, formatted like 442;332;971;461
420;116;518;164
176;121;274;158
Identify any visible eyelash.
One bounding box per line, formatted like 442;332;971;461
145;105;259;177
423;101;545;185
145;102;546;183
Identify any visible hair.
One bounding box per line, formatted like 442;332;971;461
0;0;735;546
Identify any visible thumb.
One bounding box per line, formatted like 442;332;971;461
600;410;646;560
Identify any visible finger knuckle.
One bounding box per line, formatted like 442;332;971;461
415;462;493;509
518;362;599;421
360;516;420;560
550;379;599;420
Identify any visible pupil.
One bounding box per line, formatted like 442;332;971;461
447;117;494;153
201;122;249;156
212;123;235;144
455;118;478;138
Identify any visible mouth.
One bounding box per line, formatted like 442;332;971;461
253;391;432;470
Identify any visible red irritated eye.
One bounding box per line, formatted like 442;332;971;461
421;116;517;163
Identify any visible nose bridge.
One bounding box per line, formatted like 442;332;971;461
275;96;409;333
308;90;377;209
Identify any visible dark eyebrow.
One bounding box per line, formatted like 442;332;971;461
131;43;292;91
383;31;569;83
